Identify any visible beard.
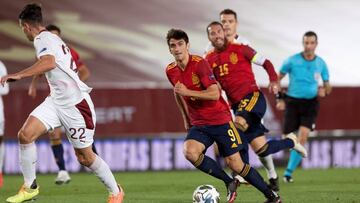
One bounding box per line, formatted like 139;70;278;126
213;37;228;52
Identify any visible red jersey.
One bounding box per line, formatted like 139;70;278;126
205;43;277;104
166;55;231;126
69;47;83;71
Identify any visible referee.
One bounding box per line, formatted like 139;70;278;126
276;31;332;183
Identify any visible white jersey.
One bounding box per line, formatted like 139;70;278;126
0;61;9;123
34;31;92;107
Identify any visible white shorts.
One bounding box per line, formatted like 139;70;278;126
0;121;4;135
30;93;96;149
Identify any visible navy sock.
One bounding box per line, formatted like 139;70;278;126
239;164;274;198
92;143;98;155
257;139;294;157
195;154;233;185
51;143;66;171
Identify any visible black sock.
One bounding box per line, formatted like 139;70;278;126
257;139;294;157
51;143;66;171
239;164;274;198
195;154;233;185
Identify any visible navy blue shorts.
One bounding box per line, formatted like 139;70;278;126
231;91;269;143
185;121;247;157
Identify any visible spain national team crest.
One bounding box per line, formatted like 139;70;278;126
192;73;200;87
230;52;238;64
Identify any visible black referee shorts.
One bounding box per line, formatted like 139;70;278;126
283;95;319;134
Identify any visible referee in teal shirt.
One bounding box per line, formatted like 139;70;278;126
277;31;332;183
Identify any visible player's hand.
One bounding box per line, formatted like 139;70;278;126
269;81;280;94
276;99;286;111
184;120;191;131
234;116;249;132
28;84;37;99
318;87;326;97
0;74;21;86
174;82;190;97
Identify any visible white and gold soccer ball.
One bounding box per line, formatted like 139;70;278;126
192;184;220;203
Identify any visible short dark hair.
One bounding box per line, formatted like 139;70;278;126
303;31;318;41
219;9;237;20
206;21;223;35
46;24;61;34
18;3;43;25
166;29;189;45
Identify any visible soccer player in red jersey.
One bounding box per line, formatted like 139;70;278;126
28;24;96;185
205;22;308;192
166;28;280;203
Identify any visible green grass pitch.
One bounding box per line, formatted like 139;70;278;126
1;168;360;202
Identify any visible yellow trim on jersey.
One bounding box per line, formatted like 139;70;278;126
229;121;242;144
245;92;260;111
166;62;176;71
192;55;202;62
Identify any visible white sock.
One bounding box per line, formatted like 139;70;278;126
19;142;37;188
0;141;5;173
89;155;120;195
259;155;278;179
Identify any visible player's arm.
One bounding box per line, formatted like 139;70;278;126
323;81;332;95
174;82;219;101
28;74;44;98
77;64;90;82
242;45;280;94
0;55;55;85
275;60;291;111
319;61;332;96
174;59;220;100
0;64;9;95
174;91;191;130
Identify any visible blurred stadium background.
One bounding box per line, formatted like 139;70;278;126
0;0;360;198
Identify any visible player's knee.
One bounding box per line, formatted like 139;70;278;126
76;154;92;167
254;142;268;157
18;128;35;144
225;154;244;173
183;148;201;163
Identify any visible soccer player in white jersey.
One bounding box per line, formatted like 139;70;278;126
1;4;124;203
0;60;9;188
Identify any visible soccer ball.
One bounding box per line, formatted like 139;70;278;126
192;184;220;203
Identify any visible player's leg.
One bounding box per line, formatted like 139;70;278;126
7;98;61;203
6;116;52;203
283;97;302;182
215;122;280;203
91;142;98;154
73;146;123;202
284;98;317;182
233;92;282;191
184;126;233;186
61;94;123;203
284;126;310;183
225;153;280;203
49;128;71;184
